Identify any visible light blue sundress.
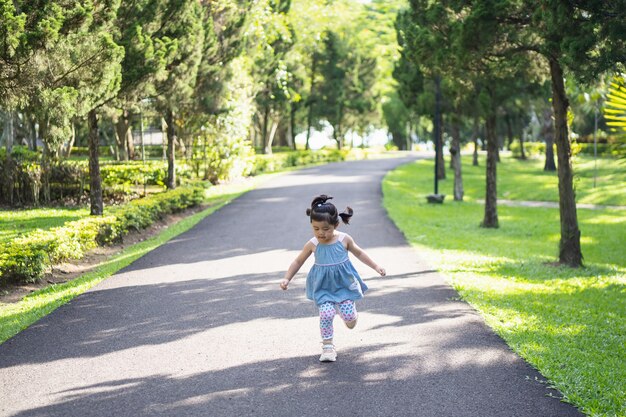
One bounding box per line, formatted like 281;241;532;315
305;232;369;306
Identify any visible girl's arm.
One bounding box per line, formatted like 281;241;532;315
280;242;315;290
344;234;386;276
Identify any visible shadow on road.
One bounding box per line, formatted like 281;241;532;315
0;270;469;368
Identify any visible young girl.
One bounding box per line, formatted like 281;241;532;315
280;194;386;362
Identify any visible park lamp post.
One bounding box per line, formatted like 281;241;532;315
427;75;445;204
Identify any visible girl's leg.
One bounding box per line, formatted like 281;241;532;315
338;300;358;329
318;302;336;342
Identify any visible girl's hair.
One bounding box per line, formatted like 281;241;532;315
306;194;353;225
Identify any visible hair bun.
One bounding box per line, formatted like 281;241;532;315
311;194;333;208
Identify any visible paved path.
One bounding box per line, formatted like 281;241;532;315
489;199;626;211
0;157;583;417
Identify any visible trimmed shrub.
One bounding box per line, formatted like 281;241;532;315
248;149;350;175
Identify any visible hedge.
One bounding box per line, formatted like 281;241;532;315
248;149;352;175
510;141;624;158
0;185;206;284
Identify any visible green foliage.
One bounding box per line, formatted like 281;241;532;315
0;148;200;205
383;160;626;417
604;75;626;137
510;141;546;158
248;149;349;175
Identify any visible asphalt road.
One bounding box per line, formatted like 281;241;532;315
0;156;583;417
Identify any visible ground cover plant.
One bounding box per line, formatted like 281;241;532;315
383;155;625;417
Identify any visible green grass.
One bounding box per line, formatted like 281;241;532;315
458;154;626;206
0;180;258;344
0;207;90;245
383;157;626;417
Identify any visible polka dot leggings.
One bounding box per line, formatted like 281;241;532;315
319;300;357;340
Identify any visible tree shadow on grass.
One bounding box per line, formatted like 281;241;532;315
487;259;623;283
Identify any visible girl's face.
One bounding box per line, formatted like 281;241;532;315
311;220;337;244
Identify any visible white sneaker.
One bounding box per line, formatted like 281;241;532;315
319;344;337;362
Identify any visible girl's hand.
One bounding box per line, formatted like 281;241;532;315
377;266;386;277
280;279;290;290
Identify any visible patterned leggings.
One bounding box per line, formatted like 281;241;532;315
319;300;357;340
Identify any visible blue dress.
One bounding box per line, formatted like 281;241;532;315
306;232;369;306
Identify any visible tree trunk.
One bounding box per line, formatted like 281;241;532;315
542;108;556;171
435;81;446;180
544;138;556;170
3;111;14;153
262;105;271;155
481;104;498;228
472;117;479;166
161;117;167;161
2;112;15;205
115;110;135;160
451;120;464;201
505;114;514;150
28;115;37;150
519;131;527;160
549;59;582;267
125;116;136;160
305;55;318;151
64;122;76;158
114;113;129;161
266;118;279;154
288;103;296;149
88;110;103;215
39;118;51;204
165;108;176;190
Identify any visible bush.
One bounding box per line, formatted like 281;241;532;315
510;140;624;158
0;185;206;285
248;149;350;175
510;141;546;158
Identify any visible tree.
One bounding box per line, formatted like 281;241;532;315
0;0;123;211
315;31;377;149
525;1;624;265
395;1;452;180
288;0;332;150
390;41;424;150
110;0;184;161
152;0;204;189
447;0;625;265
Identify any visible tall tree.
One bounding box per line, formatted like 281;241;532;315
110;0;182;161
396;1;452;179
1;0;123;211
450;0;625;266
315;30;377;149
152;0;204;189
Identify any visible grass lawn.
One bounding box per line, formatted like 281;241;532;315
0;207;90;245
459;154;626;206
383;156;625;417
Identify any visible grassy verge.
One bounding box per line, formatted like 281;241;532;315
0;180;258;344
383;158;626;417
